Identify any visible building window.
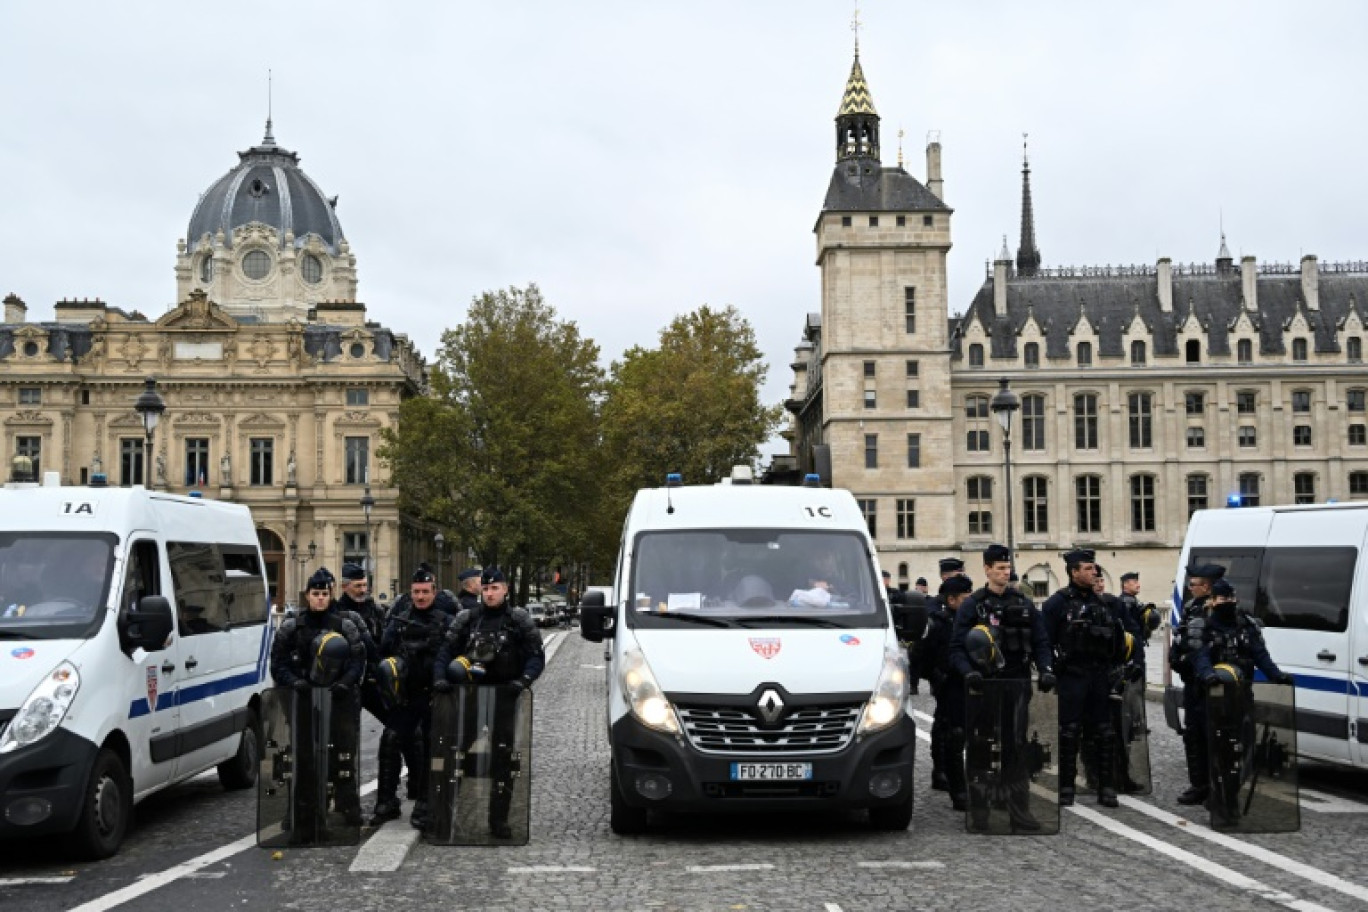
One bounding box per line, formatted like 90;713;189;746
15;436;40;477
864;389;877;409
1127;392;1153;448
1349;337;1363;362
1187;474;1209;517
120;438;144;487
967;430;989;452
81;390;89;405
864;434;878;469
250;438;274;486
345;437;370;484
1349;424;1366;446
1236;390;1257;414
967;476;993;501
923;215;934;227
858;498;877;538
1294;472;1316;505
841;216;852;227
1186;427;1205;448
1130;475;1156;532
896;499;916;539
1237;338;1253;364
17;387;40;405
184;437;209;486
904;288;916;334
342;531;369;571
1130;340;1146;365
1293;425;1312;446
1074;393;1099;450
966;395;988;419
969;510;992;535
346;388;370;407
1023;476;1049;534
968;343;984;368
1185;392;1205;415
1238;426;1257;447
199;255;213;284
301;253;324;285
242;249;272;280
968;475;993;535
1291;390;1311;413
1186;339;1201;363
1022;394;1046;451
1351;472;1368;498
1024;342;1039;368
869;216;879;227
1076;475;1101;534
896;215;906;227
906;389;920;409
966;394;989;452
905;360;919;378
1077;341;1092;367
1292;338;1308;362
906;433;921;468
1239;473;1261;507
863;360;876;378
1348;389;1366;412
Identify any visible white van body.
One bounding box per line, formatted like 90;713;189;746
587;476;916;833
1177;503;1368;768
0;478;271;857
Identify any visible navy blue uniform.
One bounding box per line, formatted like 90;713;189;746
916;597;967;803
1170;594;1211;796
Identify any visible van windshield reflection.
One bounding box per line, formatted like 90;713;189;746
626;530;884;629
0;534;115;640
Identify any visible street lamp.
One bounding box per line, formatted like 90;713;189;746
434;532;445;590
290;540;316;605
360;481;375;588
989;377;1021;576
133;377;166;488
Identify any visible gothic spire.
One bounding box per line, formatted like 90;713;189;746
1016;135;1040;277
835;50;880;162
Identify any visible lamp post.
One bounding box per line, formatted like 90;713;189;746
290;540;316;606
434;532;445;590
360;480;375;588
133;377;166;488
989;377;1021;576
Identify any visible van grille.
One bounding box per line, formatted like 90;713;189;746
676;702;863;755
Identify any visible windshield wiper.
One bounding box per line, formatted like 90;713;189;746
644;611;734;628
733;615;846;628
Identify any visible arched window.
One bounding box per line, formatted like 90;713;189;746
1024;342;1039;368
1185;339;1201;363
1293;338;1308;362
1130;340;1146;365
969;343;984;368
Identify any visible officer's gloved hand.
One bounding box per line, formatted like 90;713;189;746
508;675;533;693
1201;671;1219;688
964;670;984;692
1126;664;1146;683
331;682;353;700
291;678;311;692
1275;672;1296;686
432;678;454;694
1038;671;1057;693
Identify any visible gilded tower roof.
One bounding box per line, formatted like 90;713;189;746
836;55;878;117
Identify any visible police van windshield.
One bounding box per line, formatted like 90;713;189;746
626;530;884;629
0;533;116;640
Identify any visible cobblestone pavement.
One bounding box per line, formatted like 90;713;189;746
3;630;1367;912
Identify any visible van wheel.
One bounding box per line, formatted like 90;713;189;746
217;708;261;791
71;749;132;860
609;766;648;835
869;794;914;831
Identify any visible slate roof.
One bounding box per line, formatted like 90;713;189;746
0;325;92;362
823;162;949;213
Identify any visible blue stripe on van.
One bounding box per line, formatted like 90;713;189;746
255;625;274;683
127;669;261;719
1252;669;1368;697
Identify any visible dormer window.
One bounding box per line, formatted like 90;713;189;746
199;255;213;284
301;254;323;285
242;249;271;281
1024;342;1039;368
1293;338;1308;362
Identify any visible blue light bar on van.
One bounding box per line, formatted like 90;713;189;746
802;473;821;488
188;491;203;498
665;473;682;487
1226;494;1242;508
89;473;108;488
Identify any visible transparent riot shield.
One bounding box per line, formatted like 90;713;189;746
1206;679;1299;833
964;678;1059;835
1114;677;1152;795
257;686;361;848
425;684;532;845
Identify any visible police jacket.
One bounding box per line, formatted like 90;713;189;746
438;602;546;686
1041;584;1127;673
1189;607;1284;685
949;585;1053;680
380;598;452;686
1169;595;1208;678
458;589;481;612
338;592;385;647
915;599;959;691
270;604;366;688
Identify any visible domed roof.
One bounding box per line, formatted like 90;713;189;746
187;120;344;254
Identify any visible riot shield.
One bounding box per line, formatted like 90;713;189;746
1205;679;1299;833
1114;677;1152;795
256;686;362;848
425;684;532;845
964;677;1059;835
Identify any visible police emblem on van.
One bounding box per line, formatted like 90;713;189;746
146;665;159;711
748;637;781;659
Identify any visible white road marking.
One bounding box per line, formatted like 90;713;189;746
856;861;945;870
911;709;934;725
1299;788;1368;814
135;872;223;880
507;865;597;874
348;812;420;873
0;877;75;886
685;864;775;873
1119;796;1368;904
824;905;844;912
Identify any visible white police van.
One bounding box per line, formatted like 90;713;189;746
0;473;272;858
1177;502;1368;769
580;468;916;833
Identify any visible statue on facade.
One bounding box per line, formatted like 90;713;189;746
220;453;231;485
286;450;297;486
155;453;167;487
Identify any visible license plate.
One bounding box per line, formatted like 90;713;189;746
729;762;813;781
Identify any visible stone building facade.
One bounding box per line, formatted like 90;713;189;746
0;122;428;604
785;49;1368;603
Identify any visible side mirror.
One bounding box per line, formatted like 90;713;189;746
121;595;174;652
579;590;614;643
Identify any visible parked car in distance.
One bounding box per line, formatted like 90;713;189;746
525;602;557;628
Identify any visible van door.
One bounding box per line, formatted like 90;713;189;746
1259;511;1358;765
1353;576;1368;765
121;537;181;794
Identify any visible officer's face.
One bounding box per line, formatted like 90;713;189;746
1092;577;1106;594
945;593;966;611
1071;562;1098;587
984;560;1012;588
1189;577;1212;598
462;576;481;595
411;582;436;609
1122;578;1141;596
482;581;508;607
306;588;331;611
344;578;369;600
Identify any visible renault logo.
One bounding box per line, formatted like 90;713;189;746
756;689;785;724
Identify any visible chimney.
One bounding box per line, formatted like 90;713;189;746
1301;254;1319;311
3;294;26;324
926;140;944;201
1241;256;1258;312
1156;258;1173;312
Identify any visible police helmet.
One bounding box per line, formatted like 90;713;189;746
1141;603;1162;632
446;655;478;683
965;624;1004;672
376;655;408;710
1212;663;1242;687
309;631;351;686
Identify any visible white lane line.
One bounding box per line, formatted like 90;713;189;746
1069;803;1338;912
135;872;224;880
0;877;75;886
857;861;945;870
1300;788;1368;815
824;905;844;912
1119;796;1368;904
349;814;420;873
686;864;775;873
543;631;566;664
911;709;934;725
507;865;597;874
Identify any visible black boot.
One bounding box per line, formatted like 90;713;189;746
1177;728;1210;805
399;733;427;807
929;720;949;790
1008;780;1041;832
1057;724;1080;807
944;727;968;812
1095;724;1119;808
369;729;403;825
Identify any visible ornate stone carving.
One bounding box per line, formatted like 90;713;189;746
249;335;275;371
120;334;146;370
5;410;52;425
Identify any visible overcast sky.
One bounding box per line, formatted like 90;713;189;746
3;1;1366;459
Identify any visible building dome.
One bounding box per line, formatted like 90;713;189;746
186;120;344;254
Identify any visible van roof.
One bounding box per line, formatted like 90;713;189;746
0;484;256;543
626;483;867;533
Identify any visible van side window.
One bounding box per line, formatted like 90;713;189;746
121;540;161;613
167;542;227;636
221;545;268;627
1254;546;1355;633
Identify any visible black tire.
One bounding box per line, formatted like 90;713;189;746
70;748;132;860
609;765;648;835
217;707;260;790
868;793;914;831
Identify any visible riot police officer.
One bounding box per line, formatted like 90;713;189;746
1042;549;1127;807
912;556;966;792
916;574;974;810
1170;563;1223;804
456;567;482;611
949;544;1055;832
435;566;545;838
371;566;453;828
337;562;387;724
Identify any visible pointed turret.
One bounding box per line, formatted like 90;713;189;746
1216;230;1234;276
835;51;880;162
1016;138;1041;277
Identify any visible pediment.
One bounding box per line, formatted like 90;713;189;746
5;410;52;426
109;412;146;429
173;411;222;426
158;289;239;330
239;412;286;429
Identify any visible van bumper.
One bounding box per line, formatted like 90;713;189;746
0;728;98;838
609;712;917;813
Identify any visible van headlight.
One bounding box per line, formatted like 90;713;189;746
0;662;81;754
621;648;679;734
857;648;909;735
